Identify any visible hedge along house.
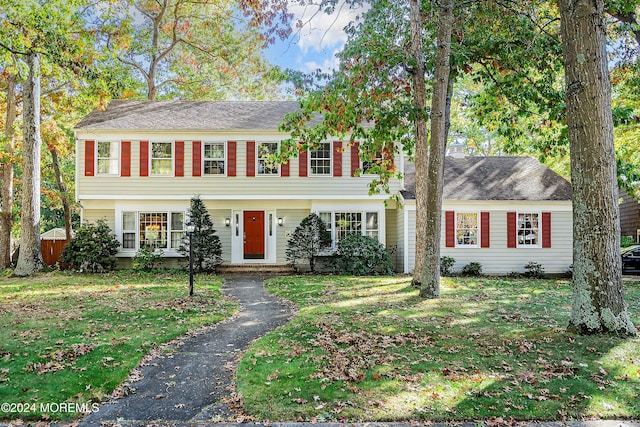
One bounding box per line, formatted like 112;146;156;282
74;100;574;274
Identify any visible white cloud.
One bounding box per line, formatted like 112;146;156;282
290;1;368;54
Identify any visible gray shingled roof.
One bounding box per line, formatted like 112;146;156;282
75;100;307;131
403;156;572;201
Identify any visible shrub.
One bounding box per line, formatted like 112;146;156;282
524;261;545;278
440;256;456;276
132;247;164;271
335;234;393;276
179;197;222;272
621;235;635;248
286;213;331;272
62;220;120;272
461;261;483;276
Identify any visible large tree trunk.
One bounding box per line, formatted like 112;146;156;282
14;53;45;276
409;0;429;288
418;0;454;298
560;0;636;335
0;71;17;269
50;148;72;240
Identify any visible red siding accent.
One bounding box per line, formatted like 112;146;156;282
192;141;201;176
507;211;517;248
84;140;94;176
333;141;342;177
281;158;290;176
227;141;236;176
246;141;256;177
351;142;360;177
445;211;455;247
139;140;149;177
299;148;308;177
121;141;131;177
481;211;490;248
175;141;184;177
542;212;552;248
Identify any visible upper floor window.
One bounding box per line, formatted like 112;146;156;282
97;141;119;175
456;212;479;247
310;142;331;175
204;142;225;175
518;212;539;247
257;142;279;175
151;142;173;175
362;151;383;174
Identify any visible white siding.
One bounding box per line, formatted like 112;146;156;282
276;209;312;264
405;201;573;275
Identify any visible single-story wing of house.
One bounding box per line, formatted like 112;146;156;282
74;100;573;274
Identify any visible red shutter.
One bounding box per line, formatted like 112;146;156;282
542;212;551;248
481;211;490;248
121;141;131;177
351;142;360;177
175;141;184;177
281;158;290;176
246;141;255;177
445;211;455;248
299;148;308;177
140;140;149;177
192;141;201;176
507;211;517;248
84;140;95;176
227;141;236;176
333;141;342;177
385;142;395;169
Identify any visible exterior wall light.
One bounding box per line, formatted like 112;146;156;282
277;217;284;226
225;217;231;227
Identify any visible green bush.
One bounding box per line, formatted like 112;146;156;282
461;261;483;277
621;235;635;248
62;220;120;272
286;213;331;272
524;261;545;278
179;197;222;272
440;256;456;276
132;247;164;271
335;234;393;276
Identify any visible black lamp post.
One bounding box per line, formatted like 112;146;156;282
186;221;196;296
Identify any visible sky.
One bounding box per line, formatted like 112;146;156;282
263;1;366;73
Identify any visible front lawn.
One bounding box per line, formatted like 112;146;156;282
237;276;640;422
0;270;237;422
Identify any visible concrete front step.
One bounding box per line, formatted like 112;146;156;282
216;263;295;275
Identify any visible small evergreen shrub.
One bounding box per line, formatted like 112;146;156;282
461;261;483;276
132;247;164;271
286;213;331;272
62;220;120;272
621;235;635;248
524;261;545;278
440;256;456;276
179;197;222;272
335;234;393;276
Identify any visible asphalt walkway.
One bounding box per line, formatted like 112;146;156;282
80;275;293;426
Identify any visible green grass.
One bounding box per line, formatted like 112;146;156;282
237;276;640;422
0;270;238;421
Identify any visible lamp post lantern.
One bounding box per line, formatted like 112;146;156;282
186;221;196;296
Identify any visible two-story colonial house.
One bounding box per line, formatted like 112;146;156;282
74;100;573;274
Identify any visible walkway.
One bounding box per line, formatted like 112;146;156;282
80;275;293;426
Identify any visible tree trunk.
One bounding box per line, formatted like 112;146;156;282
14;52;45;276
50;148;72;240
559;0;636;335
419;0;454;298
0;71;17;269
409;0;429;288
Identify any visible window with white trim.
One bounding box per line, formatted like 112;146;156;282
456;212;479;247
310;142;331;175
151;142;173;175
362;151;383;174
203;142;225;175
121;211;184;251
257;142;279;175
96;141;119;175
517;212;539;246
318;211;380;246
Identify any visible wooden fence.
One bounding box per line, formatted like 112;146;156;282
40;239;69;266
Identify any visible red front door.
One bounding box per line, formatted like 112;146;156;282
244;211;265;259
